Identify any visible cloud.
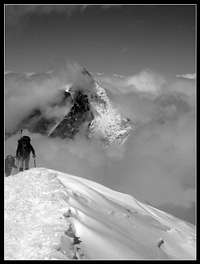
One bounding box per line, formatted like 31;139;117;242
95;70;196;213
5;66;196;223
5;72;62;133
96;72;104;76
5;5;88;27
113;73;125;78
126;70;166;94
96;70;166;96
5;4;123;27
176;73;196;80
4;62;93;134
5;130;116;185
96;71;195;112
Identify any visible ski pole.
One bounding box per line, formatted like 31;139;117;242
33;157;36;168
20;129;23;138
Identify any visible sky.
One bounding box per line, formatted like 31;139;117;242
5;4;195;76
5;5;196;224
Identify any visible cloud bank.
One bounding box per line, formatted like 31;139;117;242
95;70;166;96
176;73;196;80
5;65;196;224
5;63;93;134
95;70;195;213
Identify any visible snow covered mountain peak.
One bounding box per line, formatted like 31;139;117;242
5;168;196;260
7;67;132;145
49;69;132;145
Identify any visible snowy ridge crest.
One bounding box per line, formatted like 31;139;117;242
5;168;196;260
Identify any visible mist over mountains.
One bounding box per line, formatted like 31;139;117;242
5;63;196;224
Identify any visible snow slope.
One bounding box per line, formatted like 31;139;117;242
4;168;196;260
88;81;132;145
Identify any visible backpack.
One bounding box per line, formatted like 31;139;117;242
17;136;32;159
21;136;31;144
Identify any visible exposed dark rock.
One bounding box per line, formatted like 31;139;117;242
73;236;82;245
20;109;57;135
49;90;94;139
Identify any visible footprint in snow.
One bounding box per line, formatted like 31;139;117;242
72;192;89;204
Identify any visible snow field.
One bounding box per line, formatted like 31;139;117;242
5;168;196;260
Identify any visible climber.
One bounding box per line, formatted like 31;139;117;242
5;155;17;176
16;136;36;172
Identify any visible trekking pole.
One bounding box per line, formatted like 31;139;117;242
18;129;23;140
33;157;36;168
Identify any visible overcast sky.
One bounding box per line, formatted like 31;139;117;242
5;4;195;76
5;5;196;224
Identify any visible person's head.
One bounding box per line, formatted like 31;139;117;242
19;136;31;147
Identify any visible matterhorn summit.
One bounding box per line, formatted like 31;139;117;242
5;67;132;145
5;168;196;260
48;68;132;145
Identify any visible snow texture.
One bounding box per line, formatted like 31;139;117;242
89;81;132;145
5;168;196;260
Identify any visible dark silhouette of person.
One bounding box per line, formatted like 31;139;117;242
16;136;36;171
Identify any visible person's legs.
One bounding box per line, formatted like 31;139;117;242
11;157;17;169
5;157;12;176
18;158;24;171
24;155;30;170
5;165;12;176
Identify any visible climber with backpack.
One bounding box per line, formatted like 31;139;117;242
16;135;36;172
